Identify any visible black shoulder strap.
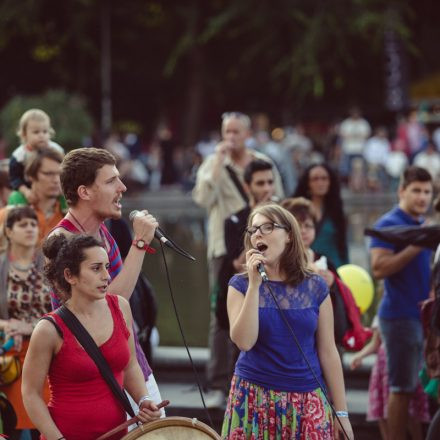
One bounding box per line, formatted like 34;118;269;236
55;306;135;417
40;316;64;338
225;165;249;204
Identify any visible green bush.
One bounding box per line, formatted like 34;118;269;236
0;90;94;154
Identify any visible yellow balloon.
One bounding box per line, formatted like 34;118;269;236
337;264;374;314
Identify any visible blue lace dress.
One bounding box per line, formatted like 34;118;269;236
221;273;334;440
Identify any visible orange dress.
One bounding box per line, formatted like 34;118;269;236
1;340;50;429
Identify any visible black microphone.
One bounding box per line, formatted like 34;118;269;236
256;243;268;282
129;210;171;245
129;210;196;261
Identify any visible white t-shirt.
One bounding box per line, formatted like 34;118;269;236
339;117;371;155
363;137;390;165
414;151;440;179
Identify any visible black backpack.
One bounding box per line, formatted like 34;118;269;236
129;274;157;365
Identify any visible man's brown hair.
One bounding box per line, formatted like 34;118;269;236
61;148;116;205
25;147;64;181
400;166;432;189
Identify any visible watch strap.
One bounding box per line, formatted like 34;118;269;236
132;239;156;254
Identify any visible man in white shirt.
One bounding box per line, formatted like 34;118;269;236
339;107;371;186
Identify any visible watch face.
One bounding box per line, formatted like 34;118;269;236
136;239;146;248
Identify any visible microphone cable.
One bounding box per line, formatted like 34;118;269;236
157;240;214;428
157;227;196;262
261;277;351;440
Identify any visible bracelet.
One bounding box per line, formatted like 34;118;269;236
138;395;151;407
335;410;349;418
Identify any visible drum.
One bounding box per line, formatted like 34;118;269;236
121;416;221;440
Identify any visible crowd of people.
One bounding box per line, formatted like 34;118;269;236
0;109;164;439
0;106;439;439
61;105;440;197
192;111;440;439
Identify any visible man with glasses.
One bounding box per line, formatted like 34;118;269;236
193;112;283;407
5;147;66;242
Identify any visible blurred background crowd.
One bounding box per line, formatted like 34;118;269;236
3;105;440;200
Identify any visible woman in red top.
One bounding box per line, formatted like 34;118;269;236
22;234;161;440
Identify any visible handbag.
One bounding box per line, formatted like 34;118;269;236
42;306;135;418
0;355;21;386
0;337;21;386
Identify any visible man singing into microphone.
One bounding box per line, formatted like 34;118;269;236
48;147;163;414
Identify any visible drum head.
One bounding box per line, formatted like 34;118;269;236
121;416;221;440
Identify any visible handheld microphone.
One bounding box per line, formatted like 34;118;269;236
257;263;268;282
129;210;170;245
129;210;196;261
256;243;268;282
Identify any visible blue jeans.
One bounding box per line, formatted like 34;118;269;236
379;317;423;393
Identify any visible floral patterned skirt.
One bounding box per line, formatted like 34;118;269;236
367;344;430;422
221;375;333;439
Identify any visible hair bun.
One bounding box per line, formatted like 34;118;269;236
42;234;67;260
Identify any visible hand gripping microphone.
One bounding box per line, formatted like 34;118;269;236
129;210;170;246
129;210;196;261
256;243;268;282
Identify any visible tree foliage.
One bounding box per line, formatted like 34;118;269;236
0;0;435;144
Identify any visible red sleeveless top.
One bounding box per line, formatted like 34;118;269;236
43;295;130;440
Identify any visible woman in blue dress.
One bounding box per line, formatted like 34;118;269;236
222;203;353;439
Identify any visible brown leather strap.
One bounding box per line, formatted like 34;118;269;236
95;400;170;440
95;415;139;440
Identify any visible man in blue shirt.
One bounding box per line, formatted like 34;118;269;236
370;166;433;440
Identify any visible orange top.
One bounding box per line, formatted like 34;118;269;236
33;200;65;243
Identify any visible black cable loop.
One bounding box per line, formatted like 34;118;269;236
262;278;351;440
158;240;214;428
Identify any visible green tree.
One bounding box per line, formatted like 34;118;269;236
0;0;419;145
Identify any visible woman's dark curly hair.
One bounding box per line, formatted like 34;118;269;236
43;234;104;301
293;163;348;262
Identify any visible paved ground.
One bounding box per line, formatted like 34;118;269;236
156;382;368;413
153;346;374;413
152;346;381;438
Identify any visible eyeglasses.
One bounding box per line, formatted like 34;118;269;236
299;222;315;231
309;175;329;182
39;170;61;178
246;222;289;236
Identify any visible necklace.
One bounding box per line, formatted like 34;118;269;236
68;210;107;250
10;261;33;272
68;210;87;233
